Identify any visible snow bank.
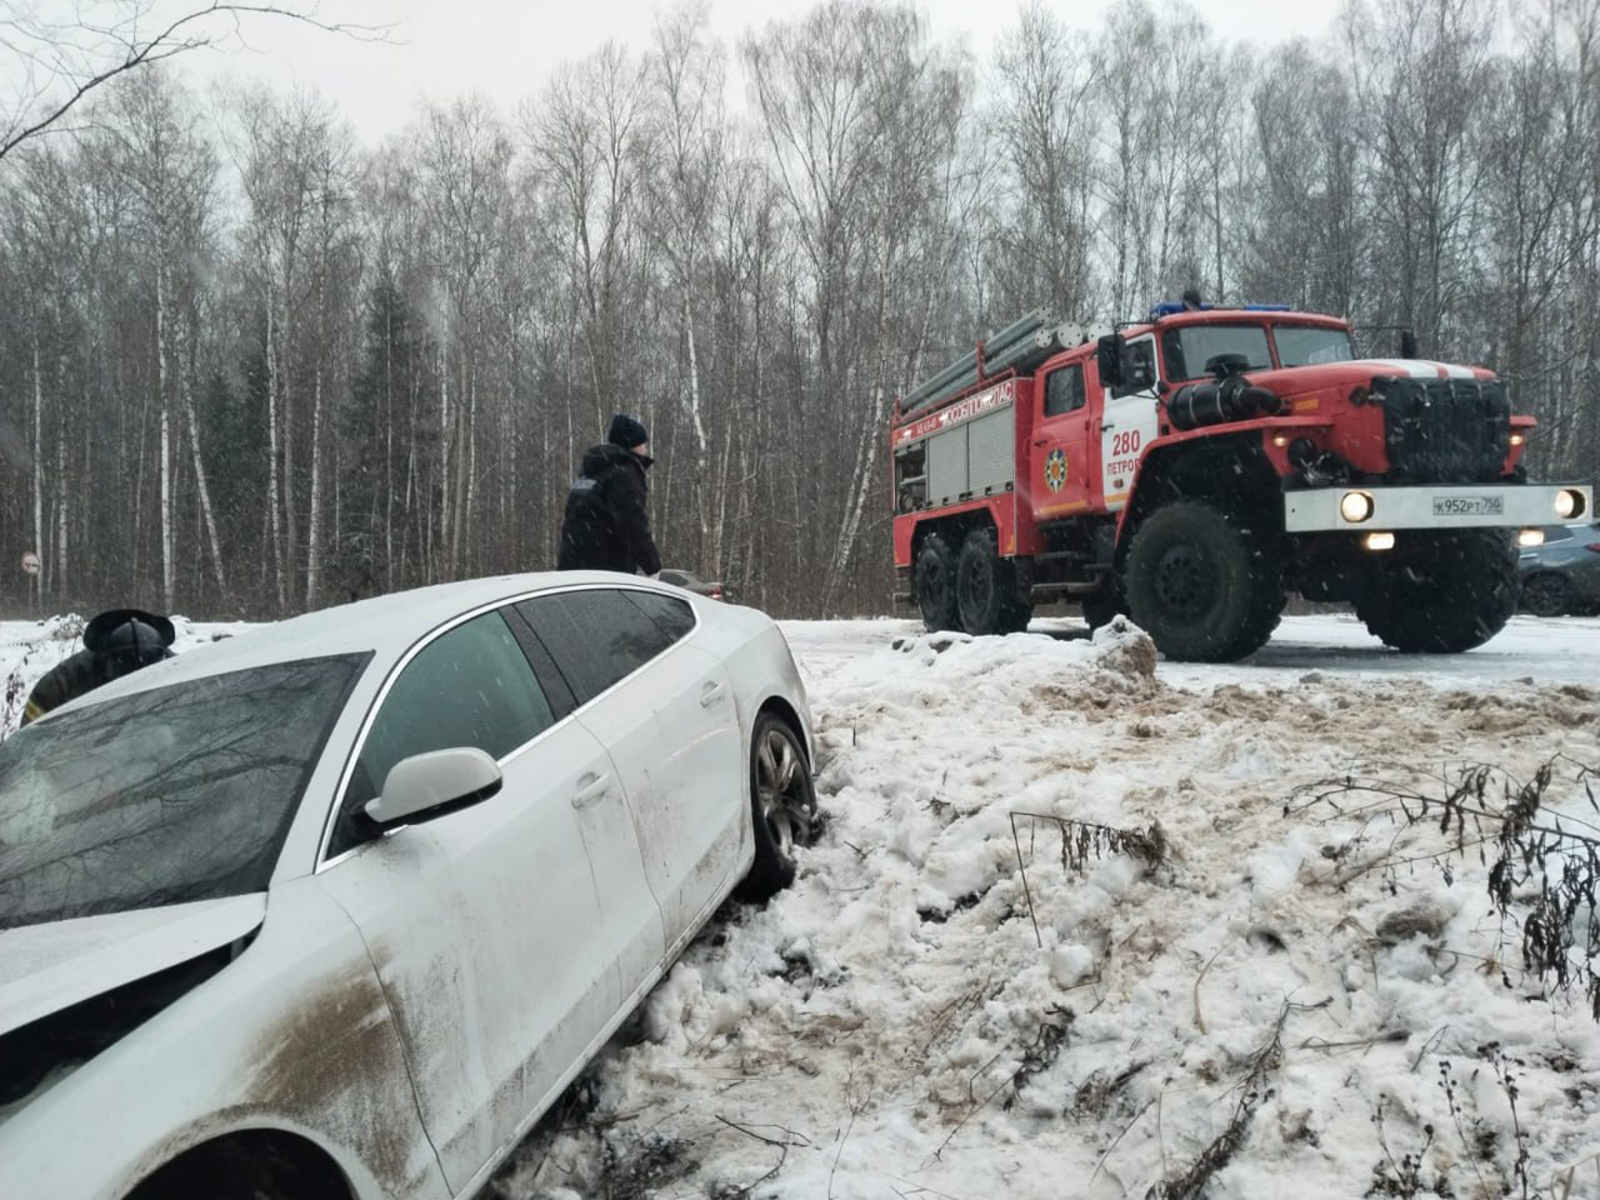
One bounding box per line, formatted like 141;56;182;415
496;617;1600;1200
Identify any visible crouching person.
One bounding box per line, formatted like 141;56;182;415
21;609;177;726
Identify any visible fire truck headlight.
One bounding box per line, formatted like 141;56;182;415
1518;528;1545;547
1363;531;1396;551
1509;432;1526;447
1554;489;1586;520
1340;491;1375;523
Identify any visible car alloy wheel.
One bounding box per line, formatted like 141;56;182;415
756;722;814;856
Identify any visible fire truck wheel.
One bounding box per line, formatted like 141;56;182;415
956;528;1031;636
1356;530;1519;652
1123;501;1283;662
915;533;961;632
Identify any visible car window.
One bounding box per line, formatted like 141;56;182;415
0;655;365;929
1044;364;1086;417
624;591;696;644
328;611;554;857
515;589;676;704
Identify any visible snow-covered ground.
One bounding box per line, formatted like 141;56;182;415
4;611;1598;1197
495;613;1600;1200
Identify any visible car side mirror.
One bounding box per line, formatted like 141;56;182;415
1096;333;1126;389
365;747;503;827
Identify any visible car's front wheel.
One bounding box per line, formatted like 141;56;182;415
739;713;819;901
1521;571;1575;618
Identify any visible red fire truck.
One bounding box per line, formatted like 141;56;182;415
889;301;1593;662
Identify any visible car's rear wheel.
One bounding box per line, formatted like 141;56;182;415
739;713;819;901
1521;571;1575;618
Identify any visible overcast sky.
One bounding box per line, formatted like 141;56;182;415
171;0;1348;142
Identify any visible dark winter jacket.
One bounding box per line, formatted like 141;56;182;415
20;610;177;726
557;443;662;576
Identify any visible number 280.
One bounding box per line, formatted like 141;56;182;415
1110;430;1142;456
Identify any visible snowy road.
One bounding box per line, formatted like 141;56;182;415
783;611;1600;691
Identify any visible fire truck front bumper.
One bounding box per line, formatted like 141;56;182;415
1284;483;1593;534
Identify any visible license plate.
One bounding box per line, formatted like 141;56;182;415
1432;495;1504;517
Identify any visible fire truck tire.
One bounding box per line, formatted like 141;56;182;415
1123;501;1283;662
915;533;961;632
1356;530;1519;652
956;528;1031;635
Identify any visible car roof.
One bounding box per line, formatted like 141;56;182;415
52;571;661;711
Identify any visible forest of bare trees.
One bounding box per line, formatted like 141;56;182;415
2;0;1598;619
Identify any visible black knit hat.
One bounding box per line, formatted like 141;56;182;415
608;413;649;450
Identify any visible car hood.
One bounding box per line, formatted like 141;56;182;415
0;894;266;1036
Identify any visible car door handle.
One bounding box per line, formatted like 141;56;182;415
700;681;726;708
572;772;610;809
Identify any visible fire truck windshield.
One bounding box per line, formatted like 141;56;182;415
1160;324;1272;382
1274;325;1355;367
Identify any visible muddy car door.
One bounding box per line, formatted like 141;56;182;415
312;608;619;1193
516;587;743;962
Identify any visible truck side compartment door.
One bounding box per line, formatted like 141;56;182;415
1029;358;1096;520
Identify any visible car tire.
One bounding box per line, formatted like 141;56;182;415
915;533;961;632
738;714;819;902
1521;571;1575;618
1356;529;1519;652
1123;501;1283;662
956;527;1031;636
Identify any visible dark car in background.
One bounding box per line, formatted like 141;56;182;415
1519;523;1600;616
660;568;730;602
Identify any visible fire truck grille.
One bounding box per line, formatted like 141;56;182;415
1375;375;1511;484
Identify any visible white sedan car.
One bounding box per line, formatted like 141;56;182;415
0;573;818;1200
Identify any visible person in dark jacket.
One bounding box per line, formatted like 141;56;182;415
20;609;177;726
557;413;662;576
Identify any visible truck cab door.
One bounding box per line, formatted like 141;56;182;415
1099;334;1162;511
1029;359;1096;519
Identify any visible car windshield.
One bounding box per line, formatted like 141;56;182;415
1160;324;1273;382
1275;325;1355;367
0;655;364;930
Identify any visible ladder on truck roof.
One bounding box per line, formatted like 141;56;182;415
898;313;1111;421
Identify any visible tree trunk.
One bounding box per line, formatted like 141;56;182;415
306;352;325;608
31;335;44;607
265;295;287;610
156;265;174;612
